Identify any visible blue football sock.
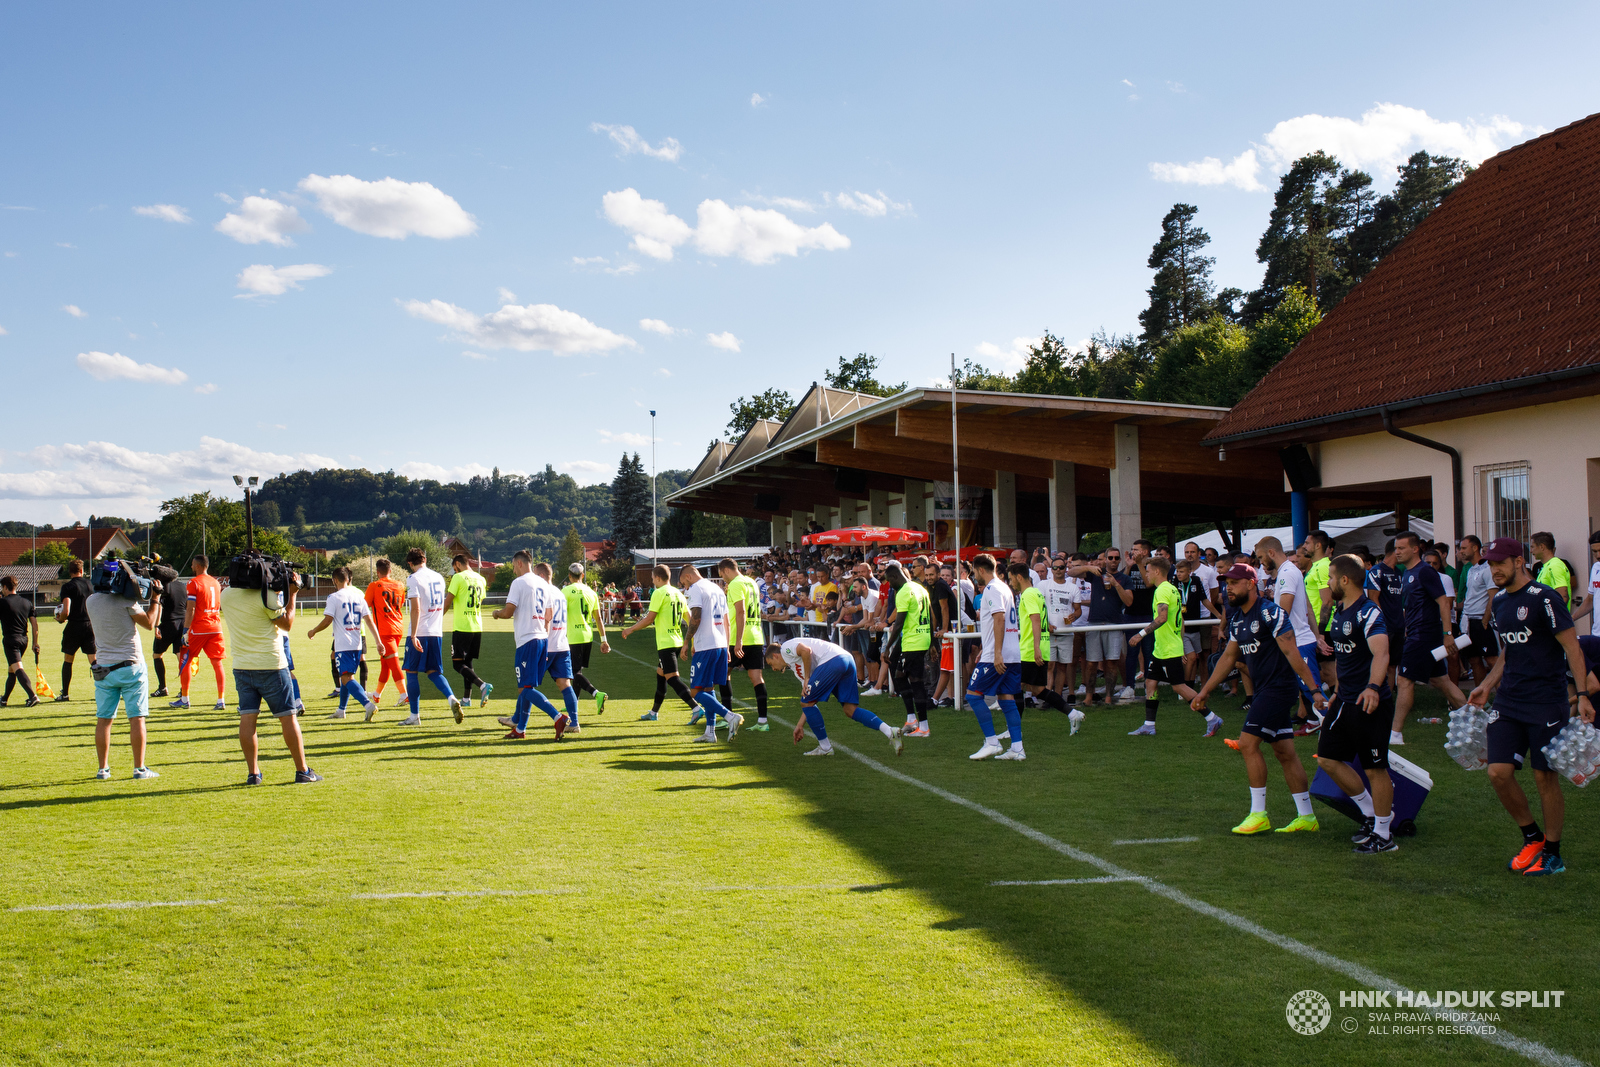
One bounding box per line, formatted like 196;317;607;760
999;698;1022;744
528;687;561;721
695;690;730;722
802;703;828;741
426;670;454;698
291;675;301;702
513;688;533;731
967;692;996;737
406;673;421;715
562;686;579;725
850;706;885;731
342;677;369;709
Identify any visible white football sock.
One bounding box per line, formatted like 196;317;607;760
1374;813;1394;838
1292;791;1314;817
1249;786;1267;813
1351;789;1375;817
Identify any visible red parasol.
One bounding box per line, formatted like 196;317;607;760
801;525;931;546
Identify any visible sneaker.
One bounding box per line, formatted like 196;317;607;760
398;713;421;726
689;707;705;726
133;766;160;780
1354;834;1399;854
1523;851;1565;876
638;710;659;721
152;687;167;698
905;723;930;738
450;695;463;724
803;744;834;756
1067;709;1084;735
1351;816;1376;844
326;690;341;699
24;696;39;707
497;715;518;729
1275;814;1320;833
691;732;717;744
480;682;494;705
1202;713;1224;738
997;730;1011;742
393;693;410;707
55;693;72;702
969;738;1003;760
725;711;744;739
934;698;954;709
502;729;526;739
861;687;883;697
95;767;112;780
1239;700;1252;716
1223;737;1242;751
567;722;582;735
996;745;1026;761
364;700;378;722
245;772;262;786
1508;840;1546;872
1232;811;1272;835
888;726;903;755
461;698;473;709
329;710;347;720
594;690;607;715
294;768;323;784
1116;686;1137;701
553;712;569;740
168;696;190;709
1127;723;1156;736
750;721;770;731
214;699;227;711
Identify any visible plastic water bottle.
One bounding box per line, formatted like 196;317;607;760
1543;722;1600;787
1068;708;1085;735
1444;704;1488;771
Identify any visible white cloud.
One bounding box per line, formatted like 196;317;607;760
1152;103;1532;192
603;188;850;264
706;331;741;352
557;460;611;482
215;193;236;205
134;203;192;223
194;383;218;394
1121;79;1135;87
402;299;636;355
1167;81;1187;94
974;336;1040;373
572;256;608;266
745;193;815;212
496;287;516;304
216;196;308;245
56;242;76;248
235;263;333;297
655;368;671;376
75;351;189;385
0;436;341;504
599;430;653;447
829;189;912;217
605;262;640;276
639;318;677;335
62;304;86;318
0;325;7;335
750;93;767;108
590;123;683;162
297;174;477;239
394;461;512;482
460;350;491;361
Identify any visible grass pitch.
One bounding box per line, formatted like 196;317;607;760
1;618;1595;1066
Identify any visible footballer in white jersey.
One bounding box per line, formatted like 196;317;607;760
305;566;385;720
965;555;1026;762
396;552;462;725
678;565;739;742
765;636;902;757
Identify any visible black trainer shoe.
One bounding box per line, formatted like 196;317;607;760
294;768;323;784
1351;816;1376;844
55;693;72;702
245;772;263;786
152;687;168;698
24;696;40;708
1353;834;1399;854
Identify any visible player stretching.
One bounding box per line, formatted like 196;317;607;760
1191;563;1328;834
398;549;463;726
767;637;902;757
445;554;491;707
364;558;408;706
305;566;384;721
720;559;769;730
967;554;1025;762
681;564;741;742
620;564;697;721
170;554;227;710
493;551;568;740
562;562;608;716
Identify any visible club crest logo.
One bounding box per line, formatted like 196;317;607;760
1517;606;1529;620
1250;620;1260;633
1285;989;1331;1035
1342;622;1352;635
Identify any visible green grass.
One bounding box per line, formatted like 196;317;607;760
0;619;1594;1066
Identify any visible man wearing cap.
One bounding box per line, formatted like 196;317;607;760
1469;537;1594;876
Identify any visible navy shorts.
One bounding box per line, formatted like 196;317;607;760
1242;685;1298;742
1487;710;1568;773
1465;618;1498;661
546;649;573;680
1398;635;1445;681
968;661;1022;696
334;649;364;675
802;655;860;707
403;635;444;674
1316;695;1393;768
691;648;730;688
515;639;548;688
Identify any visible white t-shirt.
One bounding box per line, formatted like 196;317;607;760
547;581;569;653
406;566;448;639
1590;562;1600;636
780;637;847;673
1272;560;1315;646
1438;573;1457;601
979;576;1020;663
323;586;369;653
506;572;553;647
860;588;880;620
1040;577;1077;631
686;578;729;650
1195;562;1220;618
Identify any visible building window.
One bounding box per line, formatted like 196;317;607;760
1475;462;1531;545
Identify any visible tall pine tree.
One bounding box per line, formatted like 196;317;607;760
1243;151;1374;323
1138;203;1216;350
608;452;653;557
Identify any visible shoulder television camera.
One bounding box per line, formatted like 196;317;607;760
227;549;305;608
91;556;178;601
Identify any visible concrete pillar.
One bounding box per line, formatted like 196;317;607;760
771;515;791;546
993;471;1018;549
868;489;890;526
888;497;906;529
792;508;811;542
1109;424;1142;552
838;498;861;526
1049;460;1078;554
903;479;928;531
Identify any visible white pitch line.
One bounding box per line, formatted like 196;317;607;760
607;647;1585;1067
8;899;226;913
351;889;576;900
703;884;886;892
1112;836;1201;846
991;876;1145;887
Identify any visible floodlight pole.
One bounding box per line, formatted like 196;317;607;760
950;352;960;574
650;409;658;565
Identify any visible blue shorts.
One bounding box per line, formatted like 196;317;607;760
691;648;730;689
1242;685;1298;741
515;639;549;688
968;661;1022;696
234;668;297;717
802;654;861;707
334;649;363;676
403;635;445;674
546;649;572;680
282;634;296;672
94;663;149;720
1398;635;1446;681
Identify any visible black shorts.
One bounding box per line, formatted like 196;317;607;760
1398;636;1446;681
1147;656;1187;686
1465;617;1498;660
153;626;184;655
1020;661;1048;687
61;629;96;657
1242;686;1298;742
728;643;762;671
1316;695;1393;769
1487;712;1568;773
866;634;881;663
3;638;26;666
657;647;681;675
451;631;482;663
570;641;592;671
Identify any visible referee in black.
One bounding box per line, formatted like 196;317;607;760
1;575;41;707
54;558;97;701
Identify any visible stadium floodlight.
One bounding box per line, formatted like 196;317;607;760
233;475;244;486
248;476;259;487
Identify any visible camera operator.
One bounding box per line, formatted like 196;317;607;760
220;563;320;785
84;561;166;779
0;575;41;707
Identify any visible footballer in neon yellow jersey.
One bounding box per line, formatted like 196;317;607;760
444;554;491;707
719;558;771;728
563;562;610;714
619;563;697;720
1007;563;1072;716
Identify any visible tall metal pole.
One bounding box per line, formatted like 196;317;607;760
950;352;960;571
649;409;658;564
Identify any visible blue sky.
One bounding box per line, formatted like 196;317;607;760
2;2;1593;525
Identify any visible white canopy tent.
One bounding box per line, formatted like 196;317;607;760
1181;511;1434;558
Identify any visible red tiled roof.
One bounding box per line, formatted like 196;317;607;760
1208;112;1600;443
0;528;124;566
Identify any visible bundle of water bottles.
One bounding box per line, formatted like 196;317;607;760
1540;721;1600;788
1443;704;1491;771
